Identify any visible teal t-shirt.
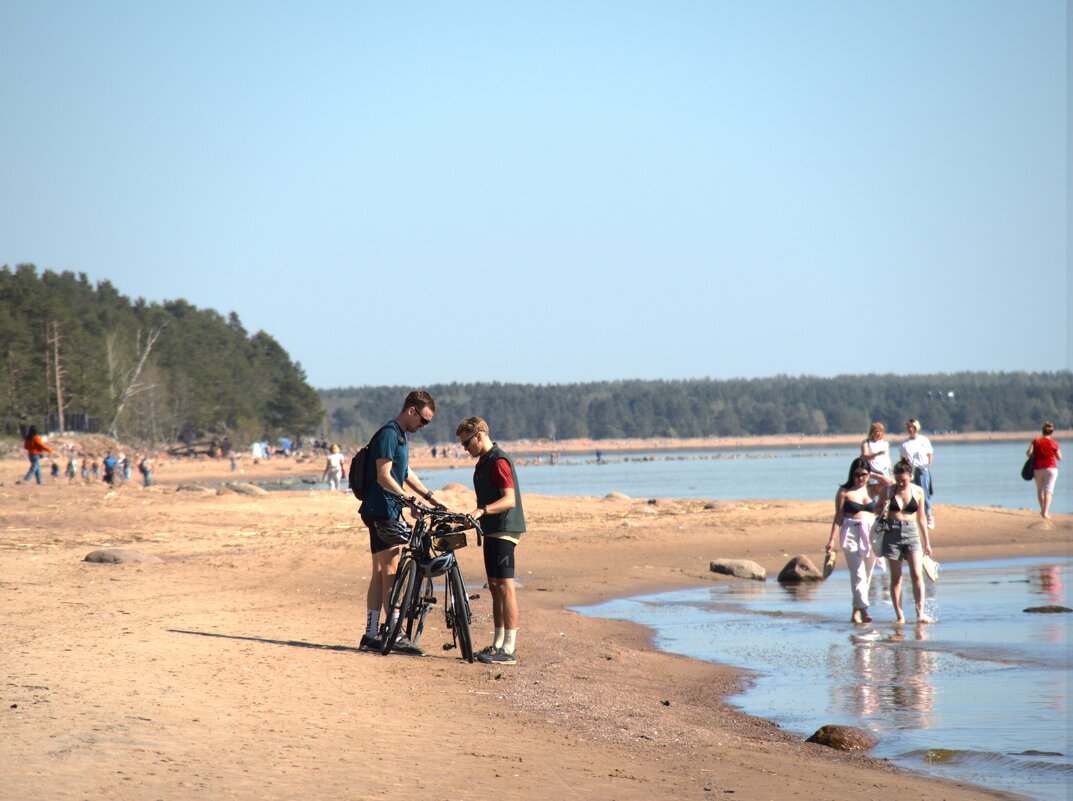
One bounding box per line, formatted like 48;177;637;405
358;421;408;519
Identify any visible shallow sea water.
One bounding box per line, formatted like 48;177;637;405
578;557;1072;801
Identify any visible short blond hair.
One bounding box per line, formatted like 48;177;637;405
456;416;489;438
868;422;885;440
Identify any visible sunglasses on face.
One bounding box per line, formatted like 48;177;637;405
412;408;432;427
460;432;479;448
853;471;869;479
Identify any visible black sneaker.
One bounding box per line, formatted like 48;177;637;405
392;634;424;656
359;634;381;652
476;644;498;657
477;648;517;666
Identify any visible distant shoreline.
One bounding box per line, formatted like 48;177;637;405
494;429;1068;456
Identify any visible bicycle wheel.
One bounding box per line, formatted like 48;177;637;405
448;565;473;662
381;557;416;656
406;575;432;646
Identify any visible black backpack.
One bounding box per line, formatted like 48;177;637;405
348;424;391;500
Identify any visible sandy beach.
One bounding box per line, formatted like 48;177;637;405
2;452;1069;801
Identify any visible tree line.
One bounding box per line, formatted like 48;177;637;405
321;372;1073;445
1;264;323;445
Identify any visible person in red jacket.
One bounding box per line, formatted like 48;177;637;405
23;425;55;485
1028;421;1063;520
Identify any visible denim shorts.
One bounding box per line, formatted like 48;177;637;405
881;519;922;561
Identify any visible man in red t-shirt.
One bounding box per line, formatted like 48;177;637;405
457;416;526;665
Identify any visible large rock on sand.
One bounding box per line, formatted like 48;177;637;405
84;549;163;564
226;482;268;496
806;725;878;752
709;559;766;581
777;555;824;583
604;492;631;501
177;483;214;495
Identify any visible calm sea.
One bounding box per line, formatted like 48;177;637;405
414;440;1070;514
578;557;1072;801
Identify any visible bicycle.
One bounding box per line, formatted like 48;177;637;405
377;494;481;662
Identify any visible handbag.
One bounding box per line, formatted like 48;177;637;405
1021;443;1035;481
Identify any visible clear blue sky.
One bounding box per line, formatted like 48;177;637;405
1;2;1068;388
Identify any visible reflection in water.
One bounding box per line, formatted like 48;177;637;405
831;624;937;729
1032;564;1064;604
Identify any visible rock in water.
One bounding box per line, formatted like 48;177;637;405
1024;605;1072;614
709;559;766;581
777;555;824;583
84;549;163;564
806;725;878;752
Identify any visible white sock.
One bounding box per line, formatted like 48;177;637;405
493;627;505;649
365;609;380;637
503;629;517;654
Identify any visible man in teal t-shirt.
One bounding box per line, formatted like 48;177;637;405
358;390;444;653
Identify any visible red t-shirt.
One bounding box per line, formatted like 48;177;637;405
1031;437;1061;469
490;458;514;489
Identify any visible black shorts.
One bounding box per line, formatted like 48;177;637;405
483;536;516;580
361;514;398;555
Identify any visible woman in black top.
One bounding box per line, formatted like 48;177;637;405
826;457;879;624
881;459;932;623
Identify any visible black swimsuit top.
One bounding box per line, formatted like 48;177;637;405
842;497;876;515
890;494;919;514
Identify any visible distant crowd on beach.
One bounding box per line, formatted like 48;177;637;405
20;425;155;487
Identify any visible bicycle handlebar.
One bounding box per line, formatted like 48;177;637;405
389;493;483;544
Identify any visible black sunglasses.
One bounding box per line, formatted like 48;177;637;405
461;432;479;448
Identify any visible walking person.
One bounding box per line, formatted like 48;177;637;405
457;416;526;665
825;457;879;624
137;454;153;487
900;419;935;529
22;426;55;485
861;422;893;500
322;444;346;491
882;459;933;623
1028;421;1062;520
357;390;443;654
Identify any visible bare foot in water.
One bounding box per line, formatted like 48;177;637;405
851;611;863;624
894;613;906;624
861;612;873;623
917;611;933;624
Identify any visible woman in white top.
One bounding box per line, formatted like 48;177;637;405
323;443;346;491
899;419;934;529
861;422;893;497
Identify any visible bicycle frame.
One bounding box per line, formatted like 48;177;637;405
380;495;481;661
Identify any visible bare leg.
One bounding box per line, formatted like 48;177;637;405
366;547;401;615
1041;490;1053;520
488;577;519;630
888;559;905;623
907;551;931;623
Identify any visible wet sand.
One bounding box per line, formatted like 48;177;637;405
2;454;1069;800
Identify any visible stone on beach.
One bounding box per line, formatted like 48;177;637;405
604;492;631;501
177;483;215;494
226;482;268;496
84;549;163;564
805;725;878;752
777;555;824;583
709;558;766;581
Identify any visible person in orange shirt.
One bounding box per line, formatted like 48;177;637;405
23;425;55;485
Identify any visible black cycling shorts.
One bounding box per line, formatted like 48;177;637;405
361;514;397;555
483;536;516;580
